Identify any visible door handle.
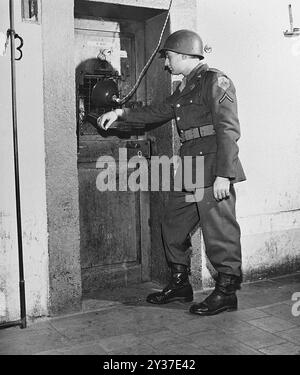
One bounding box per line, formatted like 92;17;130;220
125;140;151;159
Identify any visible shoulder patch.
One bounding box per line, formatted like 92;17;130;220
217;76;231;91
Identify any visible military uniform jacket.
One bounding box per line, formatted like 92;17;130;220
122;63;246;188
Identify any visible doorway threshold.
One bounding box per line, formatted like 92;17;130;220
82;281;162;312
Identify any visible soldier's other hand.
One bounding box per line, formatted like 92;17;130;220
213;176;230;201
97;111;118;131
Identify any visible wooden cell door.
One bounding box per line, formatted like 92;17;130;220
75;19;151;294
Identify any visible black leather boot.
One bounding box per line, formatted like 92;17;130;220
189;273;241;316
146;264;193;304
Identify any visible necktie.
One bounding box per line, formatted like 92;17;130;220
179;77;187;92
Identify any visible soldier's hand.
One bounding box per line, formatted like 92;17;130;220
97;111;118;131
213;176;230;201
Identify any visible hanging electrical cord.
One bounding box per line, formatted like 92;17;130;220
114;0;173;105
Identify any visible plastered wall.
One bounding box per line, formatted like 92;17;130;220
42;0;82;315
197;0;300;285
0;0;48;322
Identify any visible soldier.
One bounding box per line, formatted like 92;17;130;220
97;29;246;316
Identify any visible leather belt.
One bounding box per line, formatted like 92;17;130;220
180;125;216;143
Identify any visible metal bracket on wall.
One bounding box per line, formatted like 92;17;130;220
7;30;24;60
284;4;300;37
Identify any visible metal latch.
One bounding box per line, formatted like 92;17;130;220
126;140;151;159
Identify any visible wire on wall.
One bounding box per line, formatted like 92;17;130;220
115;0;174;105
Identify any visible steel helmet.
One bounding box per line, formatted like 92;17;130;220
159;29;204;59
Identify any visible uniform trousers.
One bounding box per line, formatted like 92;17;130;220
161;185;242;277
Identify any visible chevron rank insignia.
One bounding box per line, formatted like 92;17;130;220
219;92;234;104
217;76;234;103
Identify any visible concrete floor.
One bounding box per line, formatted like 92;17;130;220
0;273;300;355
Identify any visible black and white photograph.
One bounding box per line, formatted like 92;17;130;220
0;0;300;360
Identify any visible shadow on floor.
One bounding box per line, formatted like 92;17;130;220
81;272;300;313
82;281;193;312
